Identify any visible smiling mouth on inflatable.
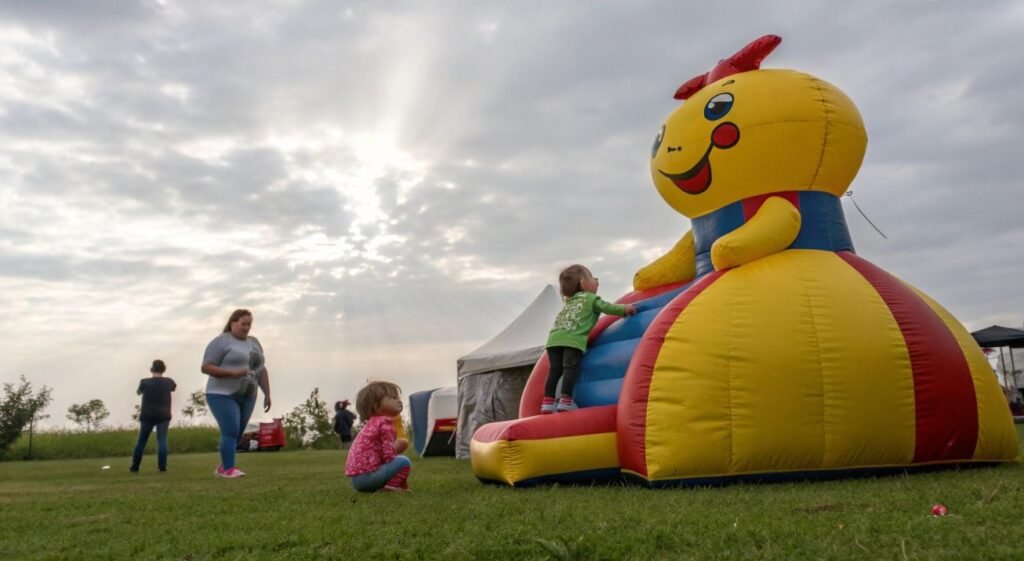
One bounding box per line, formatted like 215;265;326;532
659;144;714;195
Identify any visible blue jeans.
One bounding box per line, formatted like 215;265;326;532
350;456;412;492
131;419;169;471
207;393;257;469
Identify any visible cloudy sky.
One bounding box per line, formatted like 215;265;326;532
2;1;1022;428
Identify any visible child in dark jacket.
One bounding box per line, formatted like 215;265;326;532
333;400;356;449
130;359;176;472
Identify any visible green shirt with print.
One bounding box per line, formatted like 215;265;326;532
546;291;628;352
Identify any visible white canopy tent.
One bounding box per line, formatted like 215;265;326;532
995;347;1024;397
455;285;562;459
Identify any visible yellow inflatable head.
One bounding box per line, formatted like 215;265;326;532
651;35;867;218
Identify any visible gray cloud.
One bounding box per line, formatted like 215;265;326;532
1;1;1022;425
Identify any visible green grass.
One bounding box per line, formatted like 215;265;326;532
1;431;1023;561
6;426;222;460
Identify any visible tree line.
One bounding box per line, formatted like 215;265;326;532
2;376;358;458
0;377;212;458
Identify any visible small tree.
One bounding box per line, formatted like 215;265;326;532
180;390;208;425
305;389;333;448
282;388;334;449
66;399;110;432
131;404;141;423
25;404;50;460
0;376;53;457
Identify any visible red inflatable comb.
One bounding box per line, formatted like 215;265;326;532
674;35;782;100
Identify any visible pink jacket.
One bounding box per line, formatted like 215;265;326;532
344;415;397;476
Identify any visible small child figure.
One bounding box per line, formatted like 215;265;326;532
543;265;636;414
344;381;412;492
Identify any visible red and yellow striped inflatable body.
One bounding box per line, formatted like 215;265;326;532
619;250;1017;486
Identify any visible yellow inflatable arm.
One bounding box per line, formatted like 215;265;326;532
711;196;801;270
633;230;696;291
393;415;408;440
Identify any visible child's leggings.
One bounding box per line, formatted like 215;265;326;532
544;346;584;398
350;455;412;492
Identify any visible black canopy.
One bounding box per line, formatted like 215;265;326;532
971;325;1024;348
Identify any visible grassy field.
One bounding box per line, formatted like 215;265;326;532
2;431;1023;561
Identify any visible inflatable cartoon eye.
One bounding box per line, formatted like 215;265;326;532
704;93;734;121
651;125;665;158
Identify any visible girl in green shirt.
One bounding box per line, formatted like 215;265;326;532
543;265;636;413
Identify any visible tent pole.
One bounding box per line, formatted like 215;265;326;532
1010;348;1019;396
999;347;1008;388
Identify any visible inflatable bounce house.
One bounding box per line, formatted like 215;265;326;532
471;35;1019;488
409;387;458;456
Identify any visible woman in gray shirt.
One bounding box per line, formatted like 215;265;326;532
202;309;272;478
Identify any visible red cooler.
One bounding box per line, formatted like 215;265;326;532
258;418;286;450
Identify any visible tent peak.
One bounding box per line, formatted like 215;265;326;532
457;284;562;377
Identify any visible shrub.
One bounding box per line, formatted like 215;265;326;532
0;376;52;459
282;388;339;449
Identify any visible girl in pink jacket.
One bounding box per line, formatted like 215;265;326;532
344;381;411;492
